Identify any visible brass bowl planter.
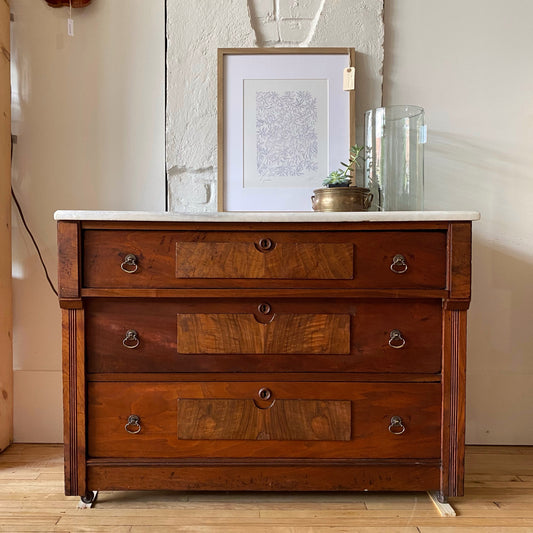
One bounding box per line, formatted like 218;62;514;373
311;186;373;212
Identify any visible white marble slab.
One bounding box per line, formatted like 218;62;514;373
54;210;480;222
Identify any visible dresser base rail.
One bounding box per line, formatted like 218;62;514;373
83;463;441;493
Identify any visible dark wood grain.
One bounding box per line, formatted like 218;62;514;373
87;381;441;459
57;221;80;299
176;399;351;441
79;220;451;232
441;307;467;497
85;298;440;374
61;307;86;496
82;230;446;290
59;217;473;499
86;463;440;492
89;372;441;383
354;231;447;289
83;230;355;288
177;313;350;354
176;241;354;280
351;299;442;372
448;222;472;301
80;287;449;299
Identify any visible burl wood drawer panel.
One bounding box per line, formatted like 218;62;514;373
85;298;441;374
82;230;446;289
177;399;351;441
176;312;349;355
87;381;441;459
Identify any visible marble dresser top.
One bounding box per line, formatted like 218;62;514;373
54;210;480;222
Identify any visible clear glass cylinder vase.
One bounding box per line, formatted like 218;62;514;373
364;105;425;211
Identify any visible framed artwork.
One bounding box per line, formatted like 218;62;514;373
218;48;355;212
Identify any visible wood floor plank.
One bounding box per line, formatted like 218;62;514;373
419;529;533;533
131;524;420;533
0;444;532;531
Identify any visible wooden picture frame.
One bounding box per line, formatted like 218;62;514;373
217;48;356;212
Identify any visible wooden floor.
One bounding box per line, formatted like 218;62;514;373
0;445;532;532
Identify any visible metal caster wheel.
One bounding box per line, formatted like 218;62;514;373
78;490;98;508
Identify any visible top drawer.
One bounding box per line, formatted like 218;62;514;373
82;230;446;289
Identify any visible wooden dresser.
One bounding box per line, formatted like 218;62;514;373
56;211;478;504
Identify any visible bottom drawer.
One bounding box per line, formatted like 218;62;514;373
88;381;441;460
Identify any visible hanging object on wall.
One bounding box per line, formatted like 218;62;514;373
45;0;92;7
44;0;91;37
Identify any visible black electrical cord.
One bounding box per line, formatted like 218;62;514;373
11;187;58;297
10;137;58;296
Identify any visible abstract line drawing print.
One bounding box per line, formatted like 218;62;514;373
243;79;328;188
256;90;318;178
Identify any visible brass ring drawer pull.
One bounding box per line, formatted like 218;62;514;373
388;415;406;435
121;254;138;273
122;329;140;349
388;329;406;349
390;254;408;274
125;415;141;434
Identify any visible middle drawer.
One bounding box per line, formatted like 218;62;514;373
85;298;442;374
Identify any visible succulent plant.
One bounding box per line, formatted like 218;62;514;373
322;145;364;187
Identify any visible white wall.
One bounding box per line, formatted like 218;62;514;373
11;0;533;445
384;0;533;443
166;0;384;212
11;0;165;442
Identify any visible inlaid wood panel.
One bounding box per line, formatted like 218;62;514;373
87;381;441;459
175;241;353;279
177;399;351;441
177;313;350;354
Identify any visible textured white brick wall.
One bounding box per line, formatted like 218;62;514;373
166;0;384;213
249;0;326;46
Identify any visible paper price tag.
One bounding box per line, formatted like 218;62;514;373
68;18;74;37
343;67;355;91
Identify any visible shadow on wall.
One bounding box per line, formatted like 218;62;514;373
466;236;533;444
424;130;532;221
427;130;531;177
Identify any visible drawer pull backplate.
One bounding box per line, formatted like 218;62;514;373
388;415;406;435
120;253;138;274
388;329;406;349
122;329;140;349
125;414;141;434
390;254;408;274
